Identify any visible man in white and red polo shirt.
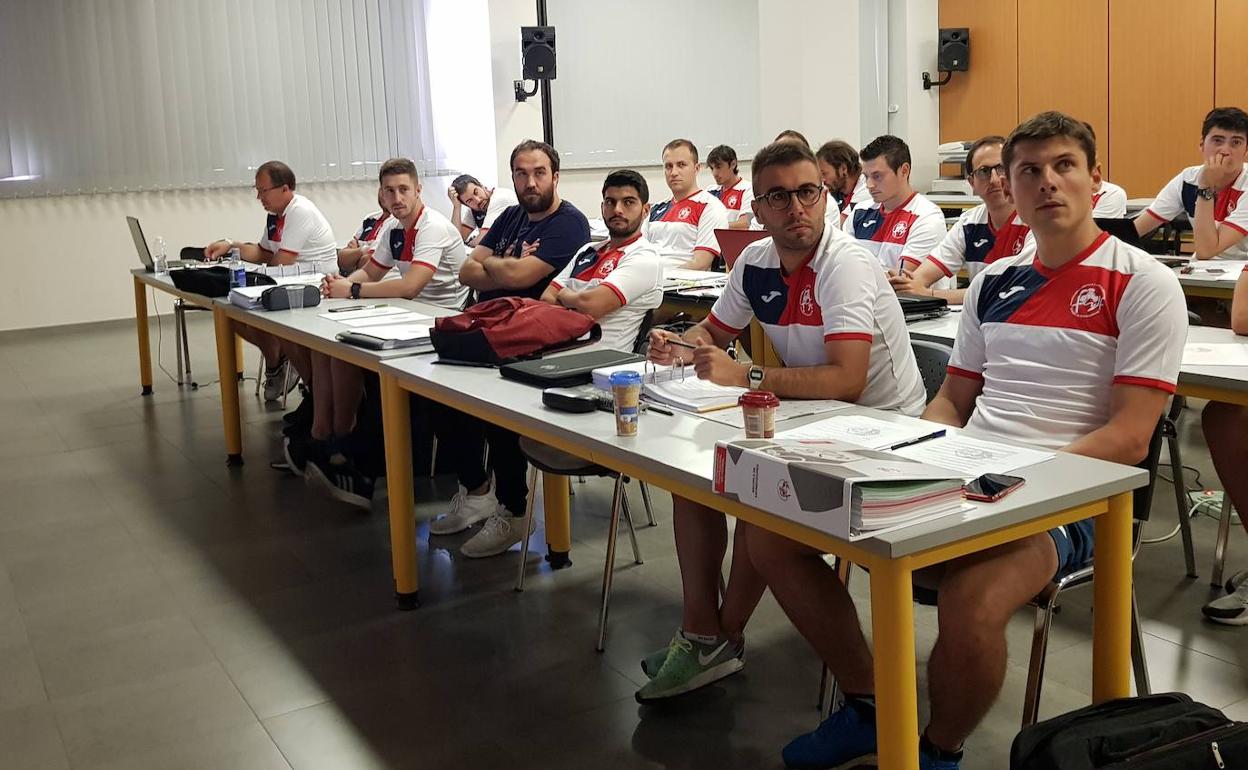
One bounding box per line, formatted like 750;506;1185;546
336;193;392;275
634;140;924;705
817;139;872;227
842;134;946;281
707;144;754;229
1136;106;1248;260
202;160;338;399
543;169;662;352
750;112;1187;770
289;158;468;512
644;139;730;271
889;135;1033;304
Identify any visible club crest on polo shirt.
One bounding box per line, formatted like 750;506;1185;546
725;192;740;208
891;220;909;239
600;257;617;273
799;286;815;317
1070;284;1107;318
677;206;692;220
1011;236;1025;254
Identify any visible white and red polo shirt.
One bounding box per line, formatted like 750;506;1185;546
368;205;468;309
837;174;873;224
548;232;663;352
707;224;926;415
842;191;946;275
948;232;1188;450
1144;164;1248;259
923;204;1032;282
1092;181;1128;218
353;210;391;246
258;193;339;273
643;189;729;270
712;181;754;224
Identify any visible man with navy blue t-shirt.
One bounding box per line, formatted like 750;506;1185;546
426;140;591;559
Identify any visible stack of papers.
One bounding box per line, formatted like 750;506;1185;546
1184;342;1248;367
713;435;966;539
778;414;940;450
317;305;409;322
642;378;746;413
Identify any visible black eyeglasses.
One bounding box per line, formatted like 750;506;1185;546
757;184;824;211
254;184;284;196
969;164;1005;181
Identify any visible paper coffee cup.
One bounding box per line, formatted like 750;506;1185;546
609;371;642;436
739;391;780;438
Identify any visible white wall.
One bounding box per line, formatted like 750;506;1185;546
0;0;942;332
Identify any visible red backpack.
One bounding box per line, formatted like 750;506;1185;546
429;297;600;364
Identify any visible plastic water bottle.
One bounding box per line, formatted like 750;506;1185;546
153;236;168;274
228;247;245;288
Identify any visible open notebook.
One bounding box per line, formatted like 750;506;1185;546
642;378;746;413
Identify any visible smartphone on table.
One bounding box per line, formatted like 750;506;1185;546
963;473;1025;502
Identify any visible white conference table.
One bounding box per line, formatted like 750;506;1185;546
377;351;1143;770
132;268;242;395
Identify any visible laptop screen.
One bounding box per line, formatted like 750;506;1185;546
127;216;156;270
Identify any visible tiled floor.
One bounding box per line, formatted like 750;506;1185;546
1;307;1245;769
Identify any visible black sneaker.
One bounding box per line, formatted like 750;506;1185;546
306;456;375;511
282;387;314;428
281;435;310;477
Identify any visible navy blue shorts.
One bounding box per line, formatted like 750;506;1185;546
1048;519;1095;579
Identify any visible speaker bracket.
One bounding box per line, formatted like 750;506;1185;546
922;71;953;91
514;79;539;102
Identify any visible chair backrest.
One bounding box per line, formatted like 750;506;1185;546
1133;417;1166;524
910;339;954;403
632;309;656;354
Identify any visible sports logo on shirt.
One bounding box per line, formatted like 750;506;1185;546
891;221;909;239
998;286;1025;300
1011;236;1025;254
1070;284;1107;318
726;193;740;208
600;257;617;274
972;238;989;248
760;290;783;303
799;286;815;317
266;213;286;243
678;206;692;221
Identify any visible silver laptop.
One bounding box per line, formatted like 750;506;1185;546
127;216;188;271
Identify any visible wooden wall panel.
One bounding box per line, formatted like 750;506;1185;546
1018;0;1110;174
937;0;1019;143
1109;0;1214;197
1216;0;1248;108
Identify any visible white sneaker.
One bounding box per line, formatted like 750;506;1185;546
263;358;297;402
428;486;499;535
460;512;535;558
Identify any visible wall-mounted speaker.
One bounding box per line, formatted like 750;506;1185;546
521;26;556;80
937;27;970;71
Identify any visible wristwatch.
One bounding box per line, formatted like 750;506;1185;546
748;365;765;390
350;282;363;299
1197;186;1217;201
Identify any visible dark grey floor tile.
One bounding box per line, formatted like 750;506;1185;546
0;703;71;770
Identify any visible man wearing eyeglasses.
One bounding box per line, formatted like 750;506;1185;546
634;141;925;704
888;135;1033;304
843;135;947;284
203;160;338;400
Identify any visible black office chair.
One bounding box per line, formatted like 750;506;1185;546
910;339;954;402
513;310;661;651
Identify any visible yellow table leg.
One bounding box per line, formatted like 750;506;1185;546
134;276;154;395
234;333;246;378
213;307;243;466
380;373;420;609
871;559;920;770
1093;491;1133;702
542;472;573;568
